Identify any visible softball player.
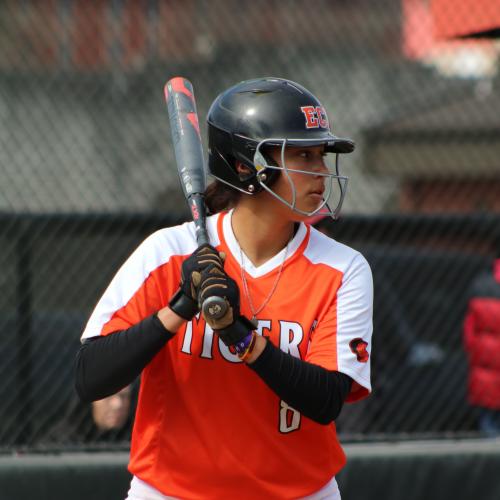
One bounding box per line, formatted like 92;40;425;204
76;77;373;500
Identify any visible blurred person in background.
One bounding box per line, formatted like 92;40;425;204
463;239;500;437
76;77;373;500
92;385;134;435
43;384;136;446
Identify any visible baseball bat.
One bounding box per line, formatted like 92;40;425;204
164;77;228;322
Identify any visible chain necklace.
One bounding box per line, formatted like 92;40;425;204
239;242;289;326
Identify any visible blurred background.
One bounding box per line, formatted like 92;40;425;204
1;0;500;498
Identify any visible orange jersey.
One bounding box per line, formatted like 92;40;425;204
82;210;373;500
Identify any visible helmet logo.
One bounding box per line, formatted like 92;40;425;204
300;106;329;129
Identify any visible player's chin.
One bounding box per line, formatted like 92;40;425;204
277;193;324;220
297;194;324;214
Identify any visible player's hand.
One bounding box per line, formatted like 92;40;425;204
168;245;225;321
198;265;254;349
198;265;239;330
182;245;225;300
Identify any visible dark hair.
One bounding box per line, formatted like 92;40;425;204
204;180;241;214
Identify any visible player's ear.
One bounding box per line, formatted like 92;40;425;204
235;162;252;176
235;161;254;182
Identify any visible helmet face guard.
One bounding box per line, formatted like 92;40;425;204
253;139;349;219
207;77;355;219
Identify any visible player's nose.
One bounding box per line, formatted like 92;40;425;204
311;158;328;176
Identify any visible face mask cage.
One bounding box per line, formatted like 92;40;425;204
253;138;349;219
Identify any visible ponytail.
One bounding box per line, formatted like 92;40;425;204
204;180;241;214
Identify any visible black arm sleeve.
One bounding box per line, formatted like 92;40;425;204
75;314;175;403
248;340;353;425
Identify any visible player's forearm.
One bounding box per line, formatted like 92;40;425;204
248;339;352;425
75;313;176;403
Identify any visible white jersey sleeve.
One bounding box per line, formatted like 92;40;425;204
80;215;221;341
304;230;373;402
335;252;373;400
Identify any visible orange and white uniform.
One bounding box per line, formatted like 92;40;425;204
82;209;373;500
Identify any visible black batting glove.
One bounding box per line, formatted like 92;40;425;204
169;245;224;321
198;265;254;347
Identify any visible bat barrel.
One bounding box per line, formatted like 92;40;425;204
164;77;228;323
165;77;206;199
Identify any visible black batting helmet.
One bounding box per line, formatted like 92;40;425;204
206;77;355;218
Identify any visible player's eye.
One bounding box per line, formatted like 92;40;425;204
298;150;313;159
299;151;326;160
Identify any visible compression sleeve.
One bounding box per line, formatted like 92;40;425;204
75;314;174;403
248;340;352;425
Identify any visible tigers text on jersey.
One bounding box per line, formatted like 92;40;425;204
82;210;373;500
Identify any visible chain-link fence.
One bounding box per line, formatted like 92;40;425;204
1;0;500;451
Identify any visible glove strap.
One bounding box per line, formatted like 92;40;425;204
218;315;256;347
168;288;198;321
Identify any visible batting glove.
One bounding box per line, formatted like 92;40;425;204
198;265;255;349
169;245;225;321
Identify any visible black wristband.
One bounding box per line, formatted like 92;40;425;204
217;315;255;346
168;287;198;321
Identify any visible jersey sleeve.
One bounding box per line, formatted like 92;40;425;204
81;226;195;341
305;252;373;403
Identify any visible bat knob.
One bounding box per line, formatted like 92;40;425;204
201;296;228;320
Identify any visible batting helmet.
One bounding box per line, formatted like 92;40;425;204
207;77;355;218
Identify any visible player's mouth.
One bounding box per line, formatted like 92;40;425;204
308;186;325;200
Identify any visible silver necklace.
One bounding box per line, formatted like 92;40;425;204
239;242;289;325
